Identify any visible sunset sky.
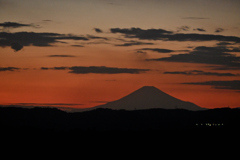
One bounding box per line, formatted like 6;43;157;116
1;0;240;109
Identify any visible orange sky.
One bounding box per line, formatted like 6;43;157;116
0;0;240;109
0;45;239;109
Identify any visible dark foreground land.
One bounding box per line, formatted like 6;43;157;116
1;106;240;133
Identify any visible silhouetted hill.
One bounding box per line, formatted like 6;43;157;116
0;107;67;132
94;86;204;111
1;106;240;132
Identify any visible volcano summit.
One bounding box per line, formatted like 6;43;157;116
95;86;204;111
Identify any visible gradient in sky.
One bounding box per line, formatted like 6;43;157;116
0;0;240;109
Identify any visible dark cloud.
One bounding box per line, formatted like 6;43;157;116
215;28;224;33
69;66;150;74
136;50;147;54
0;22;32;28
140;48;174;53
110;27;240;43
216;42;235;46
166;33;240;43
10;42;23;52
0;22;40;32
115;41;154;46
210;66;240;71
194;46;240;53
164;70;239;76
182;17;210;20
177;26;190;32
0;39;9;46
40;66;150;74
41;67;49;70
40;67;68;70
94;28;103;33
133;50;149;60
147;46;240;69
71;45;84;47
87;35;108;40
48;55;76;57
193;28;206;32
0;67;20;72
0;31;89;51
182;80;240;91
52;67;68;70
110;27;173;40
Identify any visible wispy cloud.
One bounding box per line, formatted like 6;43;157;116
69;66;150;74
94;28;103;33
0;67;20;72
182;17;210;20
193;28;206;32
0;22;31;28
215;28;224;33
147;46;240;69
40;66;150;74
0;31;89;51
111;27;173;40
115;41;154;46
41;67;68;70
71;45;84;47
139;48;174;53
177;26;190;32
110;27;240;43
182;80;240;92
164;70;239;77
0;22;40;30
0;30;112;51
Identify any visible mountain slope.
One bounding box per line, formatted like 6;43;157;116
95;86;203;111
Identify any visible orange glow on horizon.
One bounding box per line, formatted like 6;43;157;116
0;64;239;109
1;0;240;112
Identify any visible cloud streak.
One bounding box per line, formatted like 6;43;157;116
41;67;68;70
69;66;150;74
115;41;154;46
177;26;190;32
215;28;224;33
94;28;103;33
164;70;239;76
139;48;174;53
147;46;240;69
182;80;240;92
0;22;39;30
193;28;206;32
0;22;31;28
0;67;20;72
0;31;89;51
110;27;240;43
0;30;112;51
40;66;150;74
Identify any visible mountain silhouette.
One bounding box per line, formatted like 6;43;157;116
95;86;204;111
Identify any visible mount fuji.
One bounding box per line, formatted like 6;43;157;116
94;86;204;111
